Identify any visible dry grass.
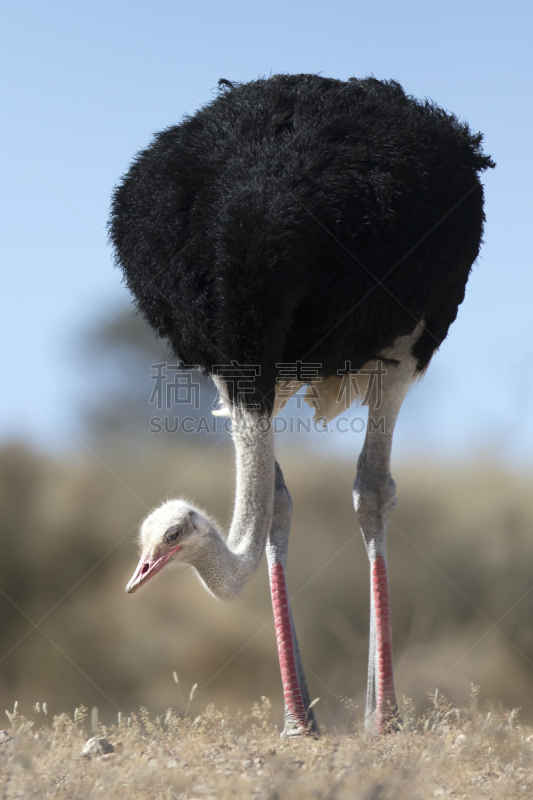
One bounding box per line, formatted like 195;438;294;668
1;692;533;799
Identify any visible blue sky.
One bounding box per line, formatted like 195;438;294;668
1;0;532;461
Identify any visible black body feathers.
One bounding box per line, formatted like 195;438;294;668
109;74;494;412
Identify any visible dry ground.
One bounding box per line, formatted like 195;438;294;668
1;693;533;799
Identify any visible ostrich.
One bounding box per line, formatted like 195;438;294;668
109;74;494;736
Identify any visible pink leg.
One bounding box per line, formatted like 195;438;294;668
267;462;318;737
372;555;396;731
270;561;309;732
352;351;415;732
355;480;401;733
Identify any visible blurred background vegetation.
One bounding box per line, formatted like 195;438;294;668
1;307;533;728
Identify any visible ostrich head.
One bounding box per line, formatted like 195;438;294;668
125;500;213;594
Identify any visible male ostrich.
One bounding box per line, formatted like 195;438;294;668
109;74;493;736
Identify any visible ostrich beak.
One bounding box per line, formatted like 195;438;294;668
126;544;181;594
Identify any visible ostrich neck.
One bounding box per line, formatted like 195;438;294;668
194;410;275;600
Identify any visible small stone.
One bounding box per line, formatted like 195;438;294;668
0;730;12;744
82;737;114;757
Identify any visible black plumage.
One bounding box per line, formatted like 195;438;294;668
109;74;494;412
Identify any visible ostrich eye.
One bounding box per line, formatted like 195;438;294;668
164;525;182;544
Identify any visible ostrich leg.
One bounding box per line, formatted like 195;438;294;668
266;461;319;737
353;351;416;734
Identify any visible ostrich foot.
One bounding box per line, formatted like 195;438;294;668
364;706;402;735
280;716;319;739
